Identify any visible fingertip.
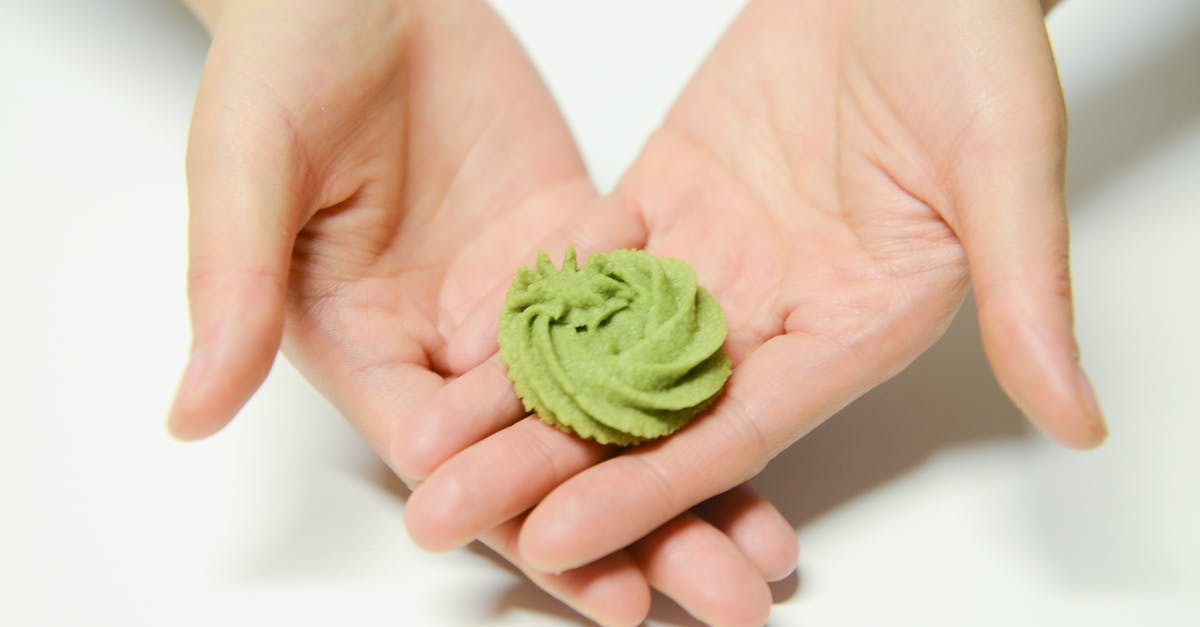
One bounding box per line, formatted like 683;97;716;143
1027;405;1107;451
572;561;651;627
388;390;464;482
760;529;799;583
987;337;1108;452
1046;408;1107;451
164;366;260;442
975;289;1107;452
166;346;239;441
403;477;473;553
631;515;772;627
481;521;650;627
1058;424;1107;451
748;514;799;583
517;509;577;574
733;583;773;627
166;405;226;442
1044;396;1107;450
1079;418;1109;450
697;485;799;582
166;348;216;441
389;411;447;482
1069;368;1108;449
694;574;772;627
165;305;282;442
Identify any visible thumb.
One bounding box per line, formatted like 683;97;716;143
953;113;1107;450
167;68;310;440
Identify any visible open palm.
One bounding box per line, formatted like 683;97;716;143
402;0;1106;584
172;0;798;624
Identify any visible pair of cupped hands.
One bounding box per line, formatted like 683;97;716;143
168;0;1104;624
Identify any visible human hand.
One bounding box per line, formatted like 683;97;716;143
404;0;1106;592
168;0;798;624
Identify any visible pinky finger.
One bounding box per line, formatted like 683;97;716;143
479;518;650;627
630;513;772;627
694;484;798;582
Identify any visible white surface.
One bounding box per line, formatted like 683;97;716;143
1;1;1198;625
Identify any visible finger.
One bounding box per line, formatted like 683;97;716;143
479;517;650;627
961;183;1106;449
167;66;311;441
518;332;880;573
630;513;772;627
694;485;798;582
405;416;610;551
286;360;647;627
950;64;1107;450
390;354;527;481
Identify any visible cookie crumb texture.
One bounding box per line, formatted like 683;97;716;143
498;247;731;446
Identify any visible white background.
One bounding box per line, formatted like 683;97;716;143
2;1;1198;625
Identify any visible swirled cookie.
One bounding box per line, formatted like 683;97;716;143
498;247;731;446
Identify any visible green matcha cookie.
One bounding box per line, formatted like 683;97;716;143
498;247;731;446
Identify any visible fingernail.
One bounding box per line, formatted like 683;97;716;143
1075;367;1108;446
167;345;208;438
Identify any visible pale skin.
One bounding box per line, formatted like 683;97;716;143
171;0;1101;625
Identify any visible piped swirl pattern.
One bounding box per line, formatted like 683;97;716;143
498;247;731;445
